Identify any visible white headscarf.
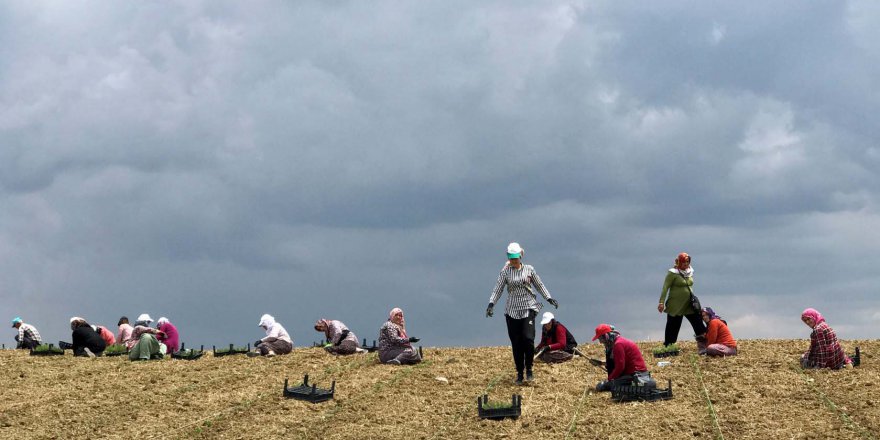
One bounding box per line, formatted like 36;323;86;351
258;314;276;329
156;317;169;326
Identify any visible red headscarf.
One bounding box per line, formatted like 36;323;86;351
801;308;825;326
675;252;691;270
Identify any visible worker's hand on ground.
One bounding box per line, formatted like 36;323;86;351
547;298;559;309
408;337;420;343
657;303;665;313
485;303;494;318
254;340;263;347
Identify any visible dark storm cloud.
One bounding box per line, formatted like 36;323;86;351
1;1;878;348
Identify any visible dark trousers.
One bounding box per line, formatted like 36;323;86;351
505;311;536;374
664;313;706;346
15;334;39;350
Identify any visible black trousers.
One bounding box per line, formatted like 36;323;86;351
664;313;706;346
505;311;536;374
15;334;39;350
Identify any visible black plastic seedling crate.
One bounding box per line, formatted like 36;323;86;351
362;338;379;352
477;394;522;420
851;347;861;367
653;350;680;358
172;343;205;361
283;375;335;403
612;379;673;402
30;343;65;356
213;343;250;357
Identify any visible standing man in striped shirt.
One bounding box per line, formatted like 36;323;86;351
487;242;559;385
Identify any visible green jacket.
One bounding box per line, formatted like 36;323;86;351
659;271;696;316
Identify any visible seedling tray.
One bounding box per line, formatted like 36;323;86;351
172;344;205;361
213;343;251;357
283;374;335;403
30;343;65;356
612;379;673;402
104;344;129;357
653;351;680;358
477;394;522;420
362;338;379;352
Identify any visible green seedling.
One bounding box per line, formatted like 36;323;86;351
480;401;514;410
214;346;248;354
104;344;128;354
33;344;64;354
652;343;680;355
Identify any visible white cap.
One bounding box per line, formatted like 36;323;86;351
70;316;84;324
507;242;523;258
136;313;153;323
540;312;554;325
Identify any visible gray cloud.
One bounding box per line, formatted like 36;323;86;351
2;1;878;349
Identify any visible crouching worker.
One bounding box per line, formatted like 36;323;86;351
11;317;42;350
315;319;362;355
592;324;649;392
94;324;116;348
800;308;852;370
156;317;180;354
128;314;166;361
535;312;577;363
251;314;293;357
378;308;421;365
70;317;107;357
701;307;737;356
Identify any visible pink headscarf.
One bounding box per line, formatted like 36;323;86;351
389;308;407;338
801;308;825;326
314;319;332;338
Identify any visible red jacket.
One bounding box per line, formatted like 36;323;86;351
536;321;570;351
608;336;648;380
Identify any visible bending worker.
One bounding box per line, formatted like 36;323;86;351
593;324;649;392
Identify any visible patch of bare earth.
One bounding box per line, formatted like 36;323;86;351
0;340;875;439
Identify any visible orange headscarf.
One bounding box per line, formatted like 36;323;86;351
675;252;691;270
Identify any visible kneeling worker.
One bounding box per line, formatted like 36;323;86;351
593;324;649;392
534;312;577;363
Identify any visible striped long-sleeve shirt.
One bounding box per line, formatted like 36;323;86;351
489;264;552;319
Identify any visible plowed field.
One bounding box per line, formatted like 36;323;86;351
0;340;876;439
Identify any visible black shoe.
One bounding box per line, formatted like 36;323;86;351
515;373;524;385
525;370;534;382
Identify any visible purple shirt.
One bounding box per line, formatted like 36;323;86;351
157;322;179;353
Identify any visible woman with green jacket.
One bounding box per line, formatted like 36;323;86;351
658;252;706;346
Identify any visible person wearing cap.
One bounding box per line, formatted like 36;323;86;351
69;317;107;357
11;317;42;350
658;252;706;347
487;242;559;384
251;314;293;357
800;308;852;369
700;307;737;357
117;316;134;347
156;317;180;354
128;314;166;361
592;324;649;392
378;308;421;365
315;319;362;355
534;312;578;364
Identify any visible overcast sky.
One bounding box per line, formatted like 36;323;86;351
2;1;878;349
